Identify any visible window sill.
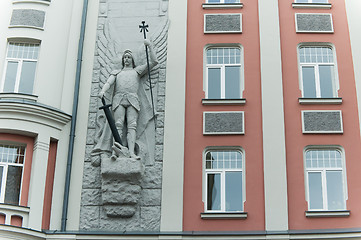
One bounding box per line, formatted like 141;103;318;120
299;98;342;105
201;212;248;219
13;0;51;5
9;26;44;31
305;210;350;218
0;93;38;102
202;3;243;9
292;3;332;9
202;98;246;105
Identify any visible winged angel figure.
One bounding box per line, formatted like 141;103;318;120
92;19;169;165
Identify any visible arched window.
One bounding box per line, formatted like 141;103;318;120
205;47;243;99
1;41;40;94
298;45;338;98
204;149;245;212
304;147;347;211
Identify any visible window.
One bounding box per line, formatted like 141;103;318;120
299;46;337;98
0;144;25;205
295;0;328;3
206;47;242;99
305;148;347;211
205;150;244;212
207;0;240;3
1;42;40;94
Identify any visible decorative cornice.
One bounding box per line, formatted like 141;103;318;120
0;99;71;130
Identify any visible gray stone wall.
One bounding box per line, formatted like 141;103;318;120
204;111;244;134
296;14;333;32
80;0;168;231
10;9;45;29
205;14;242;33
303;111;343;133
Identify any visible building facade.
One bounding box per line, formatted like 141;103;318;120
0;0;360;239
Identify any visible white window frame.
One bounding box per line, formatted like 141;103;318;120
206;0;240;3
204;46;244;99
304;146;348;211
298;44;339;98
295;0;328;3
0;143;26;205
1;41;40;94
203;147;246;213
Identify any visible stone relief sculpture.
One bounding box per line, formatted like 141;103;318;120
90;19;169;219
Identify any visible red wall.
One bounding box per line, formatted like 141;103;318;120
183;0;265;231
279;0;361;230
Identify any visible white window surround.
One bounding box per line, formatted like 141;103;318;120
294;0;328;3
0;143;26;205
1;42;40;95
202;147;246;216
206;0;240;3
303;146;348;213
297;44;339;99
204;46;244;100
203;0;243;9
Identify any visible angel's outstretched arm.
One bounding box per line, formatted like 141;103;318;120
136;40;158;77
99;74;116;98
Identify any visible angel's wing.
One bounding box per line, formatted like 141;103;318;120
93;21;120;154
96;20;120;101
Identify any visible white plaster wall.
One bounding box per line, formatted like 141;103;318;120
160;0;187;232
63;0;99;231
345;0;361;138
258;0;289;232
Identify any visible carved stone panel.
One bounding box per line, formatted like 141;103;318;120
10;9;45;29
204;14;242;33
80;0;168;231
302;110;343;133
203;111;244;135
296;13;333;33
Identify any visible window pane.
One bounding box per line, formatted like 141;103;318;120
319;65;335;98
208;68;221;99
308;172;323;210
225;66;241;99
225;171;243;211
296;0;309;3
18;61;36;94
3;61;18;92
207;0;220;2
302;66;317;98
225;0;239;3
207;173;221;210
326;171;345;210
4;166;22;205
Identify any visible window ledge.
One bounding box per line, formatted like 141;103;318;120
201;212;248;219
0;203;30;213
0;93;38;102
202;98;246;105
13;0;51;5
202;3;243;9
305;210;350;218
299;98;342;105
9;26;44;31
292;3;332;9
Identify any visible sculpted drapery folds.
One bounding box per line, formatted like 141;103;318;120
91;19;169;165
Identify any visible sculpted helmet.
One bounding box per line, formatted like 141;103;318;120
122;49;135;68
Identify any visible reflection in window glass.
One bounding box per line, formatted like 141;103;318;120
0;144;25;205
305;149;346;211
205;150;244;212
